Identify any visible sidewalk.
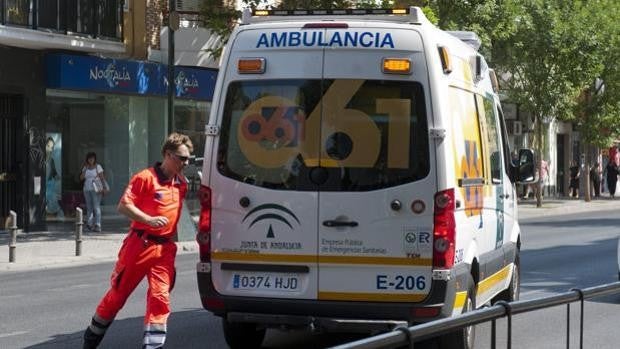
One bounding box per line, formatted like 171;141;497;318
1;196;619;272
0;220;198;272
517;194;620;219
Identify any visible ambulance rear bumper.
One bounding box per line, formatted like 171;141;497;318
197;263;471;328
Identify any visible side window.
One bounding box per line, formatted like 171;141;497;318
497;106;514;178
476;95;503;184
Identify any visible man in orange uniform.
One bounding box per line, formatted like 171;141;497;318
83;133;193;349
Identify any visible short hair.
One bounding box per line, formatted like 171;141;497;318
161;132;193;157
85;152;97;162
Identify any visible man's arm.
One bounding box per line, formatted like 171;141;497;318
117;201;169;228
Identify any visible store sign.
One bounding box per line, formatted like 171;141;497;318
89;63;132;88
46;53;217;100
167;67;216;100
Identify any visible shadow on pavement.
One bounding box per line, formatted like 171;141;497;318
520;236;618;301
21;310;442;349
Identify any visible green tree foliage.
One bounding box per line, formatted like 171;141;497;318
198;0;243;59
428;0;523;66
570;0;620;148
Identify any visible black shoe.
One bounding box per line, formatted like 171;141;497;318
83;327;104;349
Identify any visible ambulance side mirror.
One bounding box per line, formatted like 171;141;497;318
514;148;536;183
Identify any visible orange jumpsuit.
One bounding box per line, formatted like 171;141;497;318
87;163;187;348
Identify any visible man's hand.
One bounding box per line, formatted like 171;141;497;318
118;202;169;228
146;216;169;228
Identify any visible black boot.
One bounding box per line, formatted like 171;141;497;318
83;327;104;349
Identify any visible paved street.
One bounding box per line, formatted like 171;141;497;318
1;197;619;348
2;196;618;272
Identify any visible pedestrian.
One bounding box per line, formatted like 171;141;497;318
82;133;193;349
589;162;601;198
522;159;548;199
568;160;580;198
45;136;64;218
536;159;550;198
80;152;106;232
605;160;619;198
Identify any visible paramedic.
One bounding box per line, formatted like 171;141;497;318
82;133;193;349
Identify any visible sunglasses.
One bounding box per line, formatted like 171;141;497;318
171;153;190;163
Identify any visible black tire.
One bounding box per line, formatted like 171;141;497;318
440;275;476;349
493;255;520;303
222;319;266;349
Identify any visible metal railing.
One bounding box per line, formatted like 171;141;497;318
0;0;124;40
329;282;620;349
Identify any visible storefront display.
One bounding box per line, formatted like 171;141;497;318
44;53;217;223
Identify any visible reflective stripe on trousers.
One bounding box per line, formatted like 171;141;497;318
143;323;167;349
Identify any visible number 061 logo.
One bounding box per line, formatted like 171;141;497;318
237;80;412;169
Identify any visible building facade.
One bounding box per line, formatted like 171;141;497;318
0;0;217;232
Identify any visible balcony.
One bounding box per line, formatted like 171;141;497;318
0;0;124;53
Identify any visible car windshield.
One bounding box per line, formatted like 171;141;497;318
217;79;429;191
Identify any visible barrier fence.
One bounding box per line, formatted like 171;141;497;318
329;282;620;349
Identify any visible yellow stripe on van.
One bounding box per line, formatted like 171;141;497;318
212;251;317;263
212;251;431;266
453;290;468;309
319;255;432;266
477;264;511;295
319;291;426;302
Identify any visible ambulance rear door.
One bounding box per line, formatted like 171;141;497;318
208;25;325;300
315;25;436;303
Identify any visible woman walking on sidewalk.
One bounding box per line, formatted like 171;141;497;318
80;152;106;232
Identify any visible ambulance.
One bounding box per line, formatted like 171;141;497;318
195;7;535;348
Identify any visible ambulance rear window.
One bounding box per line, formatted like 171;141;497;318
217;79;429;191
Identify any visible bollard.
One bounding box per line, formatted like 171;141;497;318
8;210;17;263
75;207;83;256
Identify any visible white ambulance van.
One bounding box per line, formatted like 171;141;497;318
195;7;535;348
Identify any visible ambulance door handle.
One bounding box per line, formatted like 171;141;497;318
500;193;510;199
323;220;358;228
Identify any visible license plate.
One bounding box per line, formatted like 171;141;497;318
231;273;300;292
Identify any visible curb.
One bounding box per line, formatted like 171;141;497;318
0;240;198;272
518;198;620;219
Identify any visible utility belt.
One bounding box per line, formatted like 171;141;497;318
132;229;172;244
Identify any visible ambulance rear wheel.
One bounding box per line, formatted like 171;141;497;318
440;275;475;349
222;319;266;349
494;255;520;303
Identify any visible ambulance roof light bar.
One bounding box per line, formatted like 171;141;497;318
241;6;430;25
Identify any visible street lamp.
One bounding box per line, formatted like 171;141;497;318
167;1;180;133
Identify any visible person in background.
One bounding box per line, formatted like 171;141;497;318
523;159;549;199
590;162;601;198
82;133;193;349
605;160;619;198
568;160;580;199
80;152;105;232
45;136;64;218
536;159;550;198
